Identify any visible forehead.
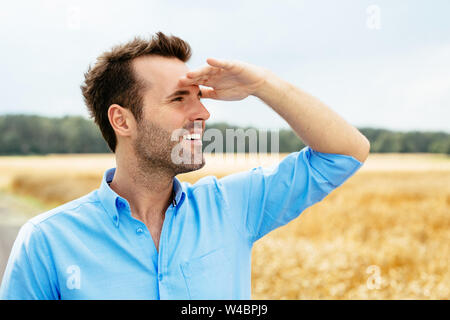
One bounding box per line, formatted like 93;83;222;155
132;55;190;99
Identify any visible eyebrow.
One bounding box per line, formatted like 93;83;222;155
165;89;202;100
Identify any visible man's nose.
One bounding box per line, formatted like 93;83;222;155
190;99;210;121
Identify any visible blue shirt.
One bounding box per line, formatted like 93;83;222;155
0;146;363;300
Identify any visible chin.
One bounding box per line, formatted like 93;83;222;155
174;157;206;175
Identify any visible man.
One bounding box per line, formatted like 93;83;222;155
0;32;370;299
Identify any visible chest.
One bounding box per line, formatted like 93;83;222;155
53;195;250;299
146;221;163;252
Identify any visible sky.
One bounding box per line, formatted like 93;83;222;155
1;0;449;133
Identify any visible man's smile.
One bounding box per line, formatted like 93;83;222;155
180;133;203;147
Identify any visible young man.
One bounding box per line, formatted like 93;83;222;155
0;32;370;299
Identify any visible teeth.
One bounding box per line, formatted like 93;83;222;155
183;133;201;140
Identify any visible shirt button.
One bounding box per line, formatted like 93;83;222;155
136;227;144;234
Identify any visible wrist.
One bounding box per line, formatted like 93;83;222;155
252;69;285;102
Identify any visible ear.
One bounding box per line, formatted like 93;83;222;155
108;104;135;137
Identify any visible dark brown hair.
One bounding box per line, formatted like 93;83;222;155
81;32;192;152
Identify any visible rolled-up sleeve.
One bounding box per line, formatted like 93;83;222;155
217;146;364;243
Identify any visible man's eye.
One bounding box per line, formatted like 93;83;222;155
172;97;184;102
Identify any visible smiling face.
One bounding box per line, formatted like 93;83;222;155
128;55;210;175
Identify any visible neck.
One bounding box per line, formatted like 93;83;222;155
109;154;175;225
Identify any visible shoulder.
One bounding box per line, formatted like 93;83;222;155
182;175;219;193
27;190;102;229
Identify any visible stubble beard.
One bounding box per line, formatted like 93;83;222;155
132;119;205;177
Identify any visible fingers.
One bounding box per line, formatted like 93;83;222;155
186;64;214;79
178;76;207;87
186;58;231;79
178;57;232;88
200;87;218;99
176;77;217;98
206;58;233;70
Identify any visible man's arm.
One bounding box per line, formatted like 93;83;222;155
182;58;367;242
0;222;59;300
216;146;364;243
253;72;370;163
179;58;370;162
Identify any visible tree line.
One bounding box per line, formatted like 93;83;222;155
0;114;448;155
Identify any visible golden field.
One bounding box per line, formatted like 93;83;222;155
0;152;449;299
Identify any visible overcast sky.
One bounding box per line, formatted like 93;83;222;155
1;0;449;132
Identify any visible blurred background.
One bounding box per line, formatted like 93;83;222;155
0;0;449;299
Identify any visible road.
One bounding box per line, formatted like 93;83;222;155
0;191;45;282
0;224;21;282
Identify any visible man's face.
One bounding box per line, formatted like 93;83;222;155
131;55;210;175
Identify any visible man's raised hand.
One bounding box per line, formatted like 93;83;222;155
178;58;269;101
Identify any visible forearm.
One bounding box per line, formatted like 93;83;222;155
254;71;370;162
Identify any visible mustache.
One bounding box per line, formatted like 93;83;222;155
181;121;204;133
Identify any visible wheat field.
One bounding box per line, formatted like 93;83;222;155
0;152;449;299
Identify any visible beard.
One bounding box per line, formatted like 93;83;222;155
132;118;205;176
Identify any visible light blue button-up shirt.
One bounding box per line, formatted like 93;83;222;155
0;146;363;300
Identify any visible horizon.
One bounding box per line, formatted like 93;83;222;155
0;112;449;135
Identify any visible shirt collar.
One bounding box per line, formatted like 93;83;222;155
97;168;186;227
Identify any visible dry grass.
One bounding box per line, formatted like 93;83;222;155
251;170;449;299
0;152;449;299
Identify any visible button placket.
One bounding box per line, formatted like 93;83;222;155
157;205;175;297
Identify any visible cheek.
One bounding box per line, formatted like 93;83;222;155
160;108;187;128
